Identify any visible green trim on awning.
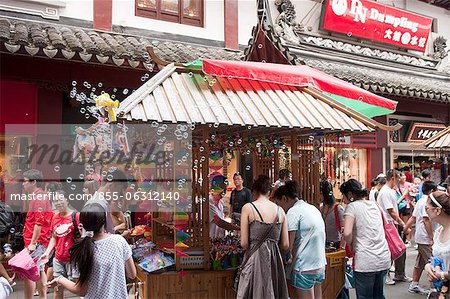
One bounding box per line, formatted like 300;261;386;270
325;92;395;118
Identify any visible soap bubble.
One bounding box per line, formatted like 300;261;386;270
54;165;60;172
66;177;72;183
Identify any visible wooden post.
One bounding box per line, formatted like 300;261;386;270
202;127;210;270
291;134;299;181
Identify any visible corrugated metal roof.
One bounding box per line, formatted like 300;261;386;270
425;127;450;149
117;65;381;133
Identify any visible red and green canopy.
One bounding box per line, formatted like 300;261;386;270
190;59;397;118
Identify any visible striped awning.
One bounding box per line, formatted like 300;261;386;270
424;126;450;149
117;63;399;133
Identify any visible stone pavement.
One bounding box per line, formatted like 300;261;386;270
6;245;432;298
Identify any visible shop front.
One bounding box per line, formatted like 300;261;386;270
244;0;450;180
388;116;447;182
114;57;399;298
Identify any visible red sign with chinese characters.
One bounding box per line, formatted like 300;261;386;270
322;0;433;52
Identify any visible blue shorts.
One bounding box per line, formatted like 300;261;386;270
291;271;325;290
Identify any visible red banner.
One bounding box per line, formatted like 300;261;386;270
322;0;433;52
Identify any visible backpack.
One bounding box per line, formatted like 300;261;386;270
0;202;15;237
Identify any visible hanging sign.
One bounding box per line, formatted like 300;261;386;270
406;123;446;142
322;0;433;52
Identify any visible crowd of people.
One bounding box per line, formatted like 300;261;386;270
0;164;449;299
222;168;450;299
0;168;137;299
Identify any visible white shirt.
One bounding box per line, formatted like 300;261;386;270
209;196;225;239
377;185;398;223
412;195;432;245
344;200;391;272
85;234;132;299
369;189;378;201
433;227;450;271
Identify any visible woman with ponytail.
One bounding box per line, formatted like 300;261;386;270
341;179;391;299
46;203;136;298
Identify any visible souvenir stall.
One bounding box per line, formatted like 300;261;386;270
423;126;450;183
115;57;400;299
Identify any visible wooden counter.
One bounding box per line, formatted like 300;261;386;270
136;250;346;299
136;267;236;299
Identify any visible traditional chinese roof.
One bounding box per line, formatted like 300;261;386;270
423;126;450;149
244;0;450;103
0;17;242;70
117;62;402;134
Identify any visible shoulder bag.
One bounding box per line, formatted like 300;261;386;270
333;204;354;258
376;203;406;261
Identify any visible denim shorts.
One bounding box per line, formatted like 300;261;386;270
291;271;325;290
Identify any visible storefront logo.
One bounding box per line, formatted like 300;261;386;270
322;0;433;52
406;123;446;143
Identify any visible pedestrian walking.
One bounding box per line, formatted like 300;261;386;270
377;169;411;284
341;179;391;299
22;169;53;299
404;181;437;294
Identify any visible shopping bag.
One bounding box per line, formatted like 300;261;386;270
8;248;40;281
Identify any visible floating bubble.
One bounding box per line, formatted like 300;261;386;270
79;174;85;179
106;174;113;181
200;156;206;162
203;76;208;81
237;139;242;145
9;228;15;234
209;81;214;87
54;165;60;172
72;81;77;86
199;146;204;152
92;87;96;92
347;32;352;37
246;150;251;155
123;89;129;95
111;94;115;99
85;113;90;119
37;207;43;213
66;177;73;183
98;82;103;87
308;135;314;141
261;60;266;63
198;178;203;183
71;184;76;190
102;171;108;177
80;108;86;114
246;165;251;171
113;88;117;92
248;125;252;130
229;142;234;147
256;142;261;148
213;123;219;128
258;44;263;49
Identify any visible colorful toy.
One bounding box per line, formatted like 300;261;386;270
95;93;119;122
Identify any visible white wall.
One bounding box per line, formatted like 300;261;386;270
112;0;224;41
59;0;93;21
238;0;257;46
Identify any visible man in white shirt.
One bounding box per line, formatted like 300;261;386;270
377;169;411;284
369;174;386;201
404;181;437;294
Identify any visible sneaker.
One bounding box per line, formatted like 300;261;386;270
386;276;396;285
414;244;418;250
408;284;426;294
394;275;413;282
389;265;395;272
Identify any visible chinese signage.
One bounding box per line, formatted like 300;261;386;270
322;0;433;52
407;123;446;142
